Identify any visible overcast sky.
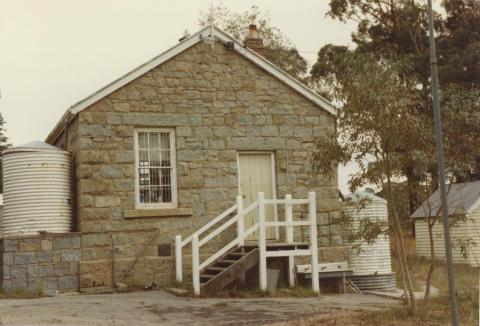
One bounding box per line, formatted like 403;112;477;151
0;0;360;192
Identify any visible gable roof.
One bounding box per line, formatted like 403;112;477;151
410;181;480;218
45;25;336;143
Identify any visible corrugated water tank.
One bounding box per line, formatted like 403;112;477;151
342;190;396;291
2;141;72;235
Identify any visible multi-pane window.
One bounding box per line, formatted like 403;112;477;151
134;129;177;208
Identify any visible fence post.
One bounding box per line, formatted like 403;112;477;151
175;235;182;283
308;191;320;294
237;195;244;247
285;194;295;287
258;192;267;291
192;234;200;296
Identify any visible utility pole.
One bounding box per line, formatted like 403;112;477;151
426;1;458;325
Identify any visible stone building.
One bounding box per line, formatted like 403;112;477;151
44;25;341;292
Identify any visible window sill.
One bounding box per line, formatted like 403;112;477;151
124;208;193;219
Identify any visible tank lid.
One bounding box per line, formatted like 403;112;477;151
345;190;387;204
4;140;62;154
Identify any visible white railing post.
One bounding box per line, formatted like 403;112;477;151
237;195;244;247
285;194;293;243
285;194;295;287
175;235;182;283
308;191;320;294
192;234;200;296
258;192;267;291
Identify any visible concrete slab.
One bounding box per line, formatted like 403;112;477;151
0;290;399;325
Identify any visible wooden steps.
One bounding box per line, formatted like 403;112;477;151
200;247;259;295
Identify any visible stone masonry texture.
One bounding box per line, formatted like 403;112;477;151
0;233;81;295
51;41;340;291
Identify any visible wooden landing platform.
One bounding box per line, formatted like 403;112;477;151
243;242;309;250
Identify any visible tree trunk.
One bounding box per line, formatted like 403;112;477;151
393;225;411;306
424;219;436;302
386;174;417;315
405;163;421;214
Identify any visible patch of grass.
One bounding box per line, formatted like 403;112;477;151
363;253;479;325
212;301;228;307
0;288;43;299
357;290;478;325
207;286;318;299
274;286;318;298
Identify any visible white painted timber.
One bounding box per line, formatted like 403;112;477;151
181;203;237;247
175;192;320;295
258;192;267;291
308;191;320;293
285;194;294;243
265;249;312;258
192;234;200;296
238;153;276;240
296;262;349;274
414;207;480;267
175;235;182;282
236;195;244;247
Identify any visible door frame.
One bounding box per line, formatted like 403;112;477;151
236;151;279;240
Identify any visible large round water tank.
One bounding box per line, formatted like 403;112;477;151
2;141;72;235
341;191;392;275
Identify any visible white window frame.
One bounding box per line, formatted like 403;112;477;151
134;128;178;209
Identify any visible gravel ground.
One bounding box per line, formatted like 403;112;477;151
0;290;399;325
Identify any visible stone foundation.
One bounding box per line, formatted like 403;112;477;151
0;233;81;295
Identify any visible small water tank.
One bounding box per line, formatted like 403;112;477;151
2;141;72;235
342;190;396;291
0;194;3;237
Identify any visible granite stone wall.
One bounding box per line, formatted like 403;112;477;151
53;40;341;291
0;233;81;295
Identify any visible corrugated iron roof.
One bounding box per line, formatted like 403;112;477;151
411;181;480;218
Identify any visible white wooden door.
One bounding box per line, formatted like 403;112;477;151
238;153;276;240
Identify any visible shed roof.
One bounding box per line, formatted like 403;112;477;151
410;181;480;218
45;25;336;144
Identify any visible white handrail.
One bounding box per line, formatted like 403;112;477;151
198;202;258;247
265;221;310;227
178;191;320;296
264;198;310;205
176;203;237;282
199;224;258;270
181;204;237;247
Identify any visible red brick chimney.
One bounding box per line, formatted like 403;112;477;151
244;24;265;56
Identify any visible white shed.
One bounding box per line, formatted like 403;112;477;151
411;181;480;267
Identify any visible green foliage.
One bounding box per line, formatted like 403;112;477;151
0;112;11;193
311;53;418;192
340;196;390;246
199;4;308;81
315;0;480;211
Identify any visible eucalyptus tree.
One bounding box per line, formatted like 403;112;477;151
199;5;308;81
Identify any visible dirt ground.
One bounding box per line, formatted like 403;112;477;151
0;290;399;326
